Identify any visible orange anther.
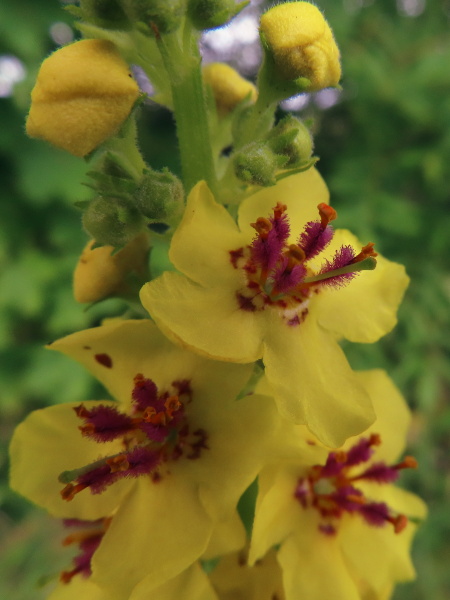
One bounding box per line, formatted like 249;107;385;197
346;494;366;505
79;423;95;437
143;406;166;425
318;203;337;228
396;456;418;470
273;202;287;219
165;395;181;418
287;244;306;263
106;455;129;473
60;482;86;501
251;217;272;237
393;514;408;534
74;404;90;418
352;242;378;264
369;433;382;446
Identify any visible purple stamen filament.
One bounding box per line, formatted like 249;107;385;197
231;202;377;313
294;434;417;535
59;375;208;500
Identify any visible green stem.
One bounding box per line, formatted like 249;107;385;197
155;27;217;194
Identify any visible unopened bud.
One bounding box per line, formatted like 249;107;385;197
123;0;184;34
187;0;249;30
26;40;139;157
73;233;150;303
267;115;313;167
78;0;132;30
134;169;184;222
82;196;143;247
233;142;288;187
203;62;257;117
260;2;341;91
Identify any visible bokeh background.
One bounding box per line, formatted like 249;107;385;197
1;0;449;598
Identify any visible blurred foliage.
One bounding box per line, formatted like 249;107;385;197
0;0;449;598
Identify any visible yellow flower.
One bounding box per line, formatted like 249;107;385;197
203;63;257;117
260;1;341;90
73;234;150;303
249;370;426;600
140;169;409;447
26;39;139;157
10;320;281;598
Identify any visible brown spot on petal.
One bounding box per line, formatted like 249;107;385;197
95;353;113;368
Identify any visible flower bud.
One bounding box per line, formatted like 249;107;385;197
26;40;139;157
267;115;313;167
260;2;341;91
233;142;288;187
122;0;184;34
78;0;132;30
73;233;150;303
134;169;184;222
187;0;249;30
82;196;143;247
203;62;257;117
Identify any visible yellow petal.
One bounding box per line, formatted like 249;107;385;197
187;392;281;521
340;514;419;594
141;272;265;363
48;576;108;600
48;319;212;410
314;229;409;343
130;563;218;600
9;402;130;519
210;548;284;600
264;309;375;447
91;477;212;599
237;167;330;241
279;531;360;600
249;464;300;565
343;370;411;462
202;511;246;560
170;181;246;287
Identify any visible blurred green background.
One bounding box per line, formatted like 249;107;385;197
0;0;449;598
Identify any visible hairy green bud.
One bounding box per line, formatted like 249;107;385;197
233;142;288;187
187;0;249;30
83;196;143;247
78;0;132;30
134;169;185;222
267;115;313;167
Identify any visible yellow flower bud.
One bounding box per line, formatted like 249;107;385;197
73;233;149;303
203;62;257;117
260;2;341;91
26;39;140;157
